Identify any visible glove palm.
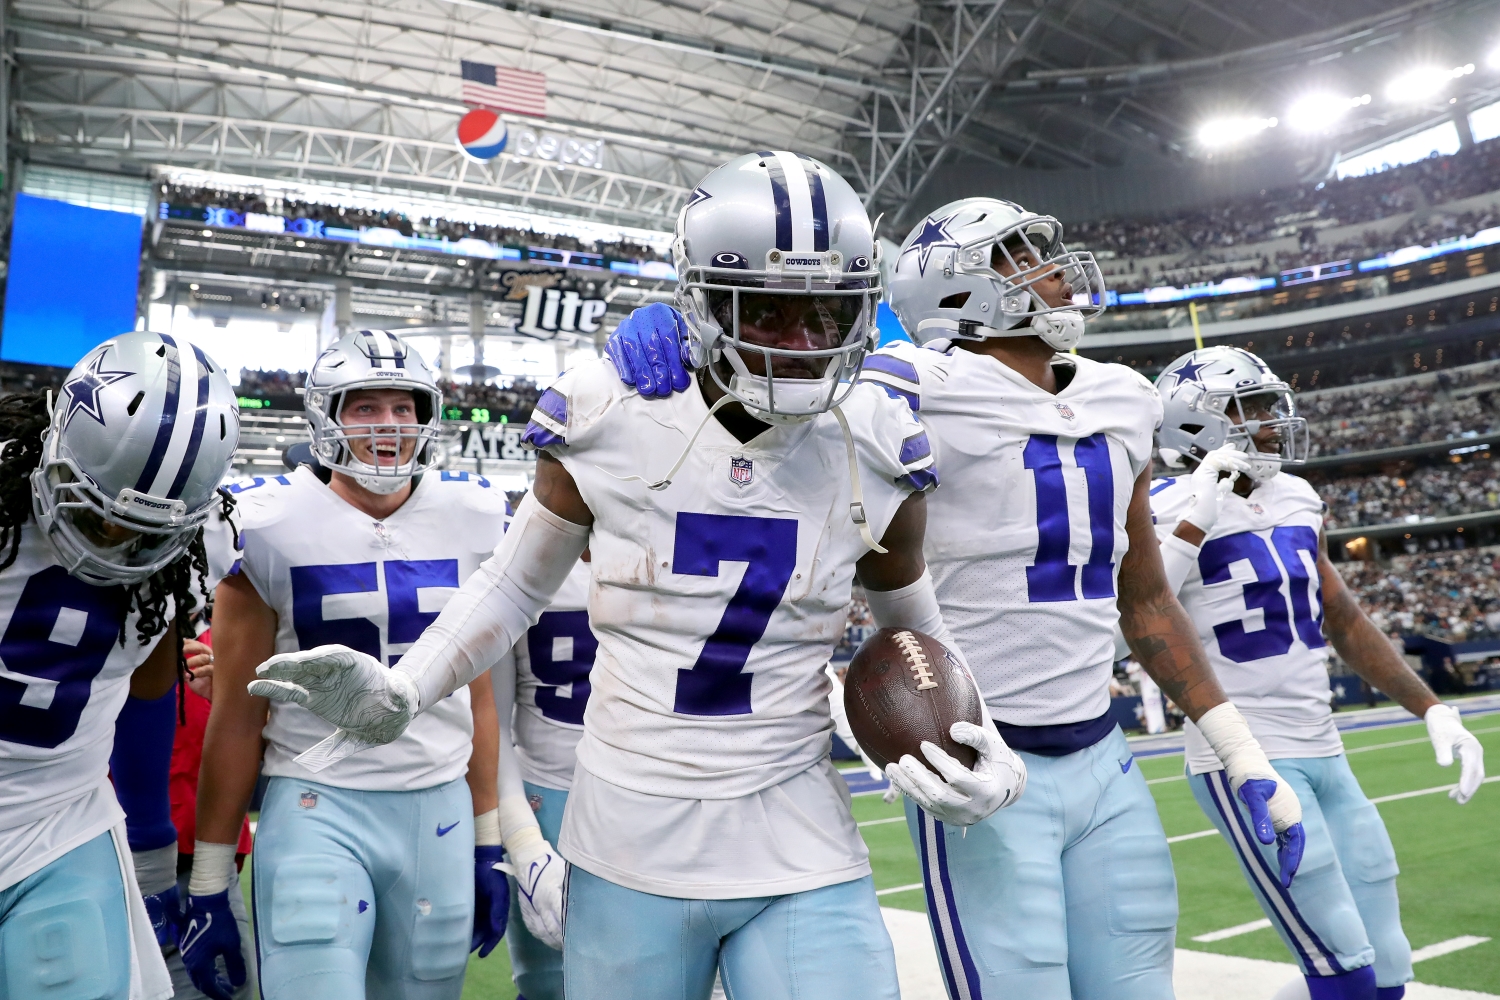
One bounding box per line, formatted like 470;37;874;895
885;721;1026;827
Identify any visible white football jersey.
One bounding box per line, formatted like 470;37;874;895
532;358;933;896
1148;473;1342;773
0;527;174;888
231;466;508;790
861;341;1161;727
513;559;593;790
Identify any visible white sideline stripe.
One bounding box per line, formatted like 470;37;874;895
1192;918;1273;942
876;882;925;897
858;816;907;828
1144;725;1500;785
1411;936;1492;963
1167;828;1222;844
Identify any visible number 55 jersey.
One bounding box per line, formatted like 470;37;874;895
860;341;1161;727
524;358;935;899
1146;472;1339;774
231;466;508;788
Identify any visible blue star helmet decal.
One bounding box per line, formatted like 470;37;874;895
899;213;960;277
61;350;135;430
1164;357;1211;386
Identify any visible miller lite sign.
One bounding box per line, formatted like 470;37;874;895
517;285;607;337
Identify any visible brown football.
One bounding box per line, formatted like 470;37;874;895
843;627;982;774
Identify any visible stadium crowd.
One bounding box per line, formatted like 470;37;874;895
161;182;667;263
234;367;545;422
1300;368;1500;456
1336;545;1500;642
1319;458;1500;529
1075;135;1500;261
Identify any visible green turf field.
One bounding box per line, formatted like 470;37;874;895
259;713;1497;999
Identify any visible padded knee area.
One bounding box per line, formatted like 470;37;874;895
1338;805;1399;885
1;898;123;1000
269;857;364;946
1106;834;1178;934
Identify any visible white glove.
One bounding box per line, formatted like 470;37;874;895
1425;704;1485;804
248;644;417;746
1181;446;1253;534
885;721;1026;827
497;828;566;950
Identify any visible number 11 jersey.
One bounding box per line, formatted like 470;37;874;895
861;341;1162;727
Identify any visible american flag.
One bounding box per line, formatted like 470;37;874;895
460;60;547;118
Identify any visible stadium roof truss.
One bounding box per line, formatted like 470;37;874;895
7;0;1494;231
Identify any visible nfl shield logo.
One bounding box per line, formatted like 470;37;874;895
299;790;319;809
729;456;754;488
1250;503;1265;514
1054;403;1076;420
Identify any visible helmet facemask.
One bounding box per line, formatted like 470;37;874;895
1164;383;1309;482
315;385;444;494
678;253;880;425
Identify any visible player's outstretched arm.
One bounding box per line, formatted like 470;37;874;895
1316;529;1485;803
185;575;272;1000
487;647;566;950
857;495;1028;826
249;453;592;749
466;670;511;957
1118;468;1306;885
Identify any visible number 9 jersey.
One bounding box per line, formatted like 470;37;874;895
1147;472;1339;774
513;559;594;790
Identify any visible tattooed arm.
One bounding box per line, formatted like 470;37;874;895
1117;468;1229;721
1316;527;1439;718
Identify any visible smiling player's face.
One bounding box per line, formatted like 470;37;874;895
339;388;419;466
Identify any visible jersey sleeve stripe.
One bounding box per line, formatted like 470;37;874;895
861;354;920;383
899;431;932;465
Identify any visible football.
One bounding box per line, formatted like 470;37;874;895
843;627;983;774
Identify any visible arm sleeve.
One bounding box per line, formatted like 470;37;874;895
394;492;591;713
109;685;178;852
489;643;543;849
1159;532;1201;597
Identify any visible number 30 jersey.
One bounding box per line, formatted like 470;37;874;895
0;528;170;887
513;560;593;790
232;467;509;790
1147;473;1341;774
861;341;1161;727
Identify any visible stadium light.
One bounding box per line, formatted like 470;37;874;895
1286;93;1371;132
1386;63;1475;101
1198;116;1278;148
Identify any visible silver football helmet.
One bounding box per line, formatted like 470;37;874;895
31;331;240;586
886;197;1106;351
1155;346;1309;482
304;330;443;494
674;151;881;424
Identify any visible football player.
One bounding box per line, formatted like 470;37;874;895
246;153;1027;1000
605;196;1309;1000
0;330;239;1000
185;330;520;999
1148;346;1486;1000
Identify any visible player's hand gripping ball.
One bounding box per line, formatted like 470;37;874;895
843;628;983;773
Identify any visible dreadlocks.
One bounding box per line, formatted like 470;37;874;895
0;389;236;670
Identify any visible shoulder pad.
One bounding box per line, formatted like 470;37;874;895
857;341;944;413
521;358;623;452
842;382;939;494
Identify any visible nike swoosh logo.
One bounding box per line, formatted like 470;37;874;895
436;821;460;837
518;855;552;905
1120;758;1133;773
180;914;211;954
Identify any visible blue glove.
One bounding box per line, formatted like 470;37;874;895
1239;778;1306;888
179;890;246;1000
472;845;510;957
604;302;692;398
142;883;181;948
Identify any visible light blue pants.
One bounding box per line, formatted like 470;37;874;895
1189;756;1412;991
504;781;567;1000
904;724;1178;1000
563;866;899;1000
251;776;475;1000
0;832;132;1000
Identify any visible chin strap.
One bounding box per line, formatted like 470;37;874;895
596;393;736;492
831;404;887;555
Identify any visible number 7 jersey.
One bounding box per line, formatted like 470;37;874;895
861;341;1161;727
1147;472;1340;774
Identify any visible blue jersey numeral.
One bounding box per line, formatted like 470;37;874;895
291;560;460;665
528;610;597;725
1023;433;1117;603
0;568;127;749
1198;529;1324;662
671;513;798;716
